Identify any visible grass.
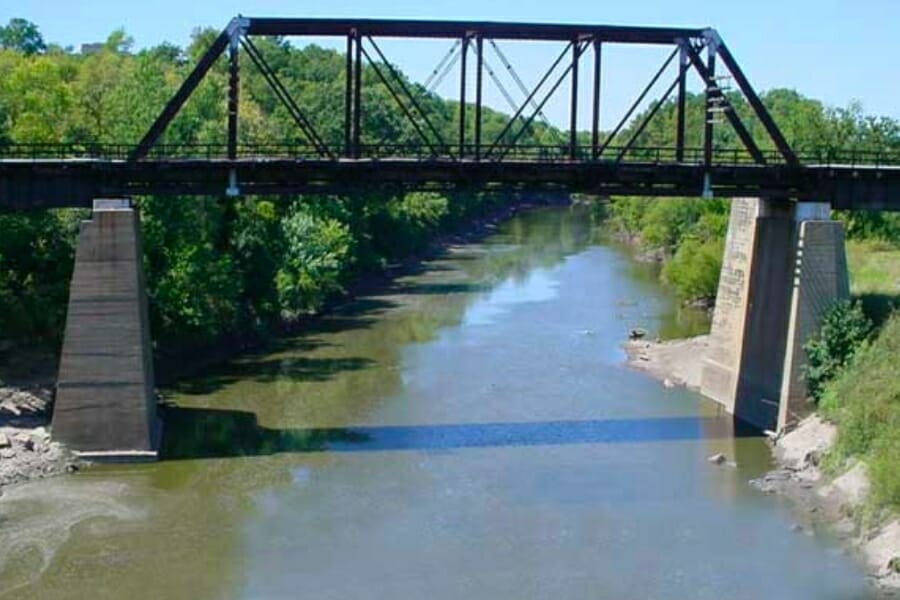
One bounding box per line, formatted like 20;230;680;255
816;239;900;513
819;312;900;512
847;239;900;326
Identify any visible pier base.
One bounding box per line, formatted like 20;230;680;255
700;199;848;432
52;199;160;459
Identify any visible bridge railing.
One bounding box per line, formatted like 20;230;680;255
1;142;899;167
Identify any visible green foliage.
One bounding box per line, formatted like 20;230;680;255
819;312;900;509
0;19;45;55
606;196;729;302
661;236;724;302
276;207;354;317
835;210;900;241
0;210;83;343
138;196;242;347
803;300;873;403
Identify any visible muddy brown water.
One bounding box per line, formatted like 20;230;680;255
0;206;880;599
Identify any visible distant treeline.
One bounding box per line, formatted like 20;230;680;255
0;19;898;353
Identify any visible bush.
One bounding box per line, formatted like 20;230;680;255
276;207;354;317
804;299;873;403
661;236;724;301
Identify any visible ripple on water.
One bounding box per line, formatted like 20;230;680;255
0;478;145;596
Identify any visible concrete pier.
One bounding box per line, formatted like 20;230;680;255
778;207;850;429
700;198;849;432
52;199;160;459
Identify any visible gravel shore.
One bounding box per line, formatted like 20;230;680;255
0;378;81;495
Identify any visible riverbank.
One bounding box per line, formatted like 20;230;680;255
0;350;80;494
624;336;900;591
155;197;569;384
0;198;566;492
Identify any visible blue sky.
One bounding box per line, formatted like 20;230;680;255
2;0;898;129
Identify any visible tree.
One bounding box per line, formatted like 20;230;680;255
0;18;46;55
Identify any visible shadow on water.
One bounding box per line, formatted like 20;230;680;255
390;282;492;295
172;356;376;395
168;298;401;396
160;404;761;460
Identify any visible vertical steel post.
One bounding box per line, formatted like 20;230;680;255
474;35;484;161
345;33;353;157
227;34;239;161
352;30;361;158
459;36;468;158
676;44;687;162
703;41;717;170
591;39;602;160
569;38;580;161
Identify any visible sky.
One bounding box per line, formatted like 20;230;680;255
2;0;898;131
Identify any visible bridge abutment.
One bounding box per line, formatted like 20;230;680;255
52;199;160;459
700;198;848;432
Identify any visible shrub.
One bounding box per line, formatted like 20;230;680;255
804;299;873;403
276;207;353;317
661;236;724;302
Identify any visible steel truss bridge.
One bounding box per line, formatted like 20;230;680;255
1;17;898;210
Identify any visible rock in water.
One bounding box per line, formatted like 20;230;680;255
0;432;9;448
629;328;648;340
707;453;727;465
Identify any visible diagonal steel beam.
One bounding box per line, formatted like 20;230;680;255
369;37;453;158
241;37;332;158
424;39;461;90
495;40;590;161
615;74;681;163
712;32;798;166
359;43;442;157
489;39;559;138
595;46;678;158
130;24;233;160
367;36;452;156
682;40;765;165
485;41;573;157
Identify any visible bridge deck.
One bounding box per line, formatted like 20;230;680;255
1;157;897;211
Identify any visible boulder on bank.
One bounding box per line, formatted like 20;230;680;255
775;414;836;470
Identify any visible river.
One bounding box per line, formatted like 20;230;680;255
0;206;880;599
